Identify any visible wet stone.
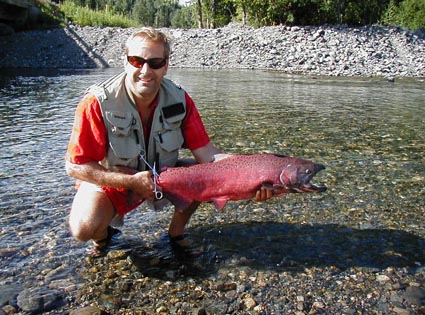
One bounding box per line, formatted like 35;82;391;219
69;305;109;315
0;284;22;308
16;287;64;313
403;285;425;306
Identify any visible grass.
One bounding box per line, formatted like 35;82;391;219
33;0;139;28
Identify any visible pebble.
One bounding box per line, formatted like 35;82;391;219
0;23;424;78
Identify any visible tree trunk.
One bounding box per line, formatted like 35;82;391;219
211;0;217;28
197;0;203;28
242;2;247;25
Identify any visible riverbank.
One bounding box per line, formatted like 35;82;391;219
0;23;425;78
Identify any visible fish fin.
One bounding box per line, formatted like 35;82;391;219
163;192;195;213
212;153;233;162
212;198;229;211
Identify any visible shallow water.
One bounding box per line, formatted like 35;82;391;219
0;68;424;312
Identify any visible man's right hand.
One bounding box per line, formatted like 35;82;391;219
129;170;156;200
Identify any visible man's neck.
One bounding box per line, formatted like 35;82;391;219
125;84;156;111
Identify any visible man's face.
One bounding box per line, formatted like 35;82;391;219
125;37;168;102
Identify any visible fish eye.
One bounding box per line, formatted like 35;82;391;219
305;169;312;174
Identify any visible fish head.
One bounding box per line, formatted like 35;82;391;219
279;158;327;193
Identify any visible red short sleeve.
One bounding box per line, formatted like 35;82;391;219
66;95;108;164
181;92;211;150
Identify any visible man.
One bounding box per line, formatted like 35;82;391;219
65;27;271;255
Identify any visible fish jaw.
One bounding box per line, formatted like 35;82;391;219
279;161;327;193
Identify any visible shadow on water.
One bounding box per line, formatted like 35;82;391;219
123;221;425;280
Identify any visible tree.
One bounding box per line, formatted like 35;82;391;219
132;0;156;25
196;0;203;28
398;0;425;29
154;0;180;27
172;5;197;28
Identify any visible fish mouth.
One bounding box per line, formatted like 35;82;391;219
289;163;327;193
290;183;327;193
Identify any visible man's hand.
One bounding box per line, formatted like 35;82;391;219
128;170;157;200
255;187;273;202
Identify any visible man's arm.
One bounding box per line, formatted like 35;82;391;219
65;161;155;200
191;142;221;164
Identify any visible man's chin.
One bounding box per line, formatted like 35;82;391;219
136;85;154;95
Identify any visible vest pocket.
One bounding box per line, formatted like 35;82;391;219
105;111;141;161
109;136;140;161
105;111;134;136
155;129;184;152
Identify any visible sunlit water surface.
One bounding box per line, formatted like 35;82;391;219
0;68;424;305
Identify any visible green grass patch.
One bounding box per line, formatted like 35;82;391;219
59;0;139;27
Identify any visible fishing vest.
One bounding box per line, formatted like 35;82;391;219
88;71;187;171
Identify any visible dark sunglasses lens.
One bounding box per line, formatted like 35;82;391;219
127;56;143;68
148;58;166;69
127;56;166;69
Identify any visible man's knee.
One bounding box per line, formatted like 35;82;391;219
68;218;93;242
68;183;115;242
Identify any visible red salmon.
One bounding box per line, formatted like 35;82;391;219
156;154;326;212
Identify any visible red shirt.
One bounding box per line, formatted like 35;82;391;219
66;91;210;165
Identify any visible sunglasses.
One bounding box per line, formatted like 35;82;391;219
127;56;167;69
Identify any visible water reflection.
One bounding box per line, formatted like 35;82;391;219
0;68;424;312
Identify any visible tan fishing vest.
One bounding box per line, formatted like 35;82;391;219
88;71;187;171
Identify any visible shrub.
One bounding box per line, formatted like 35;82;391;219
59;0;138;27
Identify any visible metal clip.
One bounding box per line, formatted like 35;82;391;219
152;162;163;200
139;154;163;200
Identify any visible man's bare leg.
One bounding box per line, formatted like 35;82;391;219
168;201;200;247
69;182;116;243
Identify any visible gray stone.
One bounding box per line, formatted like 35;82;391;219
16;287;63;313
0;284;22;307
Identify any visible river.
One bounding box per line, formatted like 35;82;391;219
0;68;424;314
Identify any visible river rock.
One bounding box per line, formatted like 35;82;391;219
0;23;424;78
403;285;425;306
16;287;64;313
0;284;22;307
70;305;109;315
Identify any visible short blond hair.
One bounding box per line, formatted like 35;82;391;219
125;27;171;59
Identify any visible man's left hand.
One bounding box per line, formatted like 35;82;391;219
255;187;273;201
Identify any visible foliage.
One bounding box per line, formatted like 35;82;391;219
32;0;66;28
59;0;138;27
234;0;392;26
171;5;198;28
382;0;425;29
34;0;425;30
154;0;180;27
399;0;425;29
132;0;156;26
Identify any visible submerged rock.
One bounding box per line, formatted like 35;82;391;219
16;287;64;313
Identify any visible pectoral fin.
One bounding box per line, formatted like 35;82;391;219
212;198;229;211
